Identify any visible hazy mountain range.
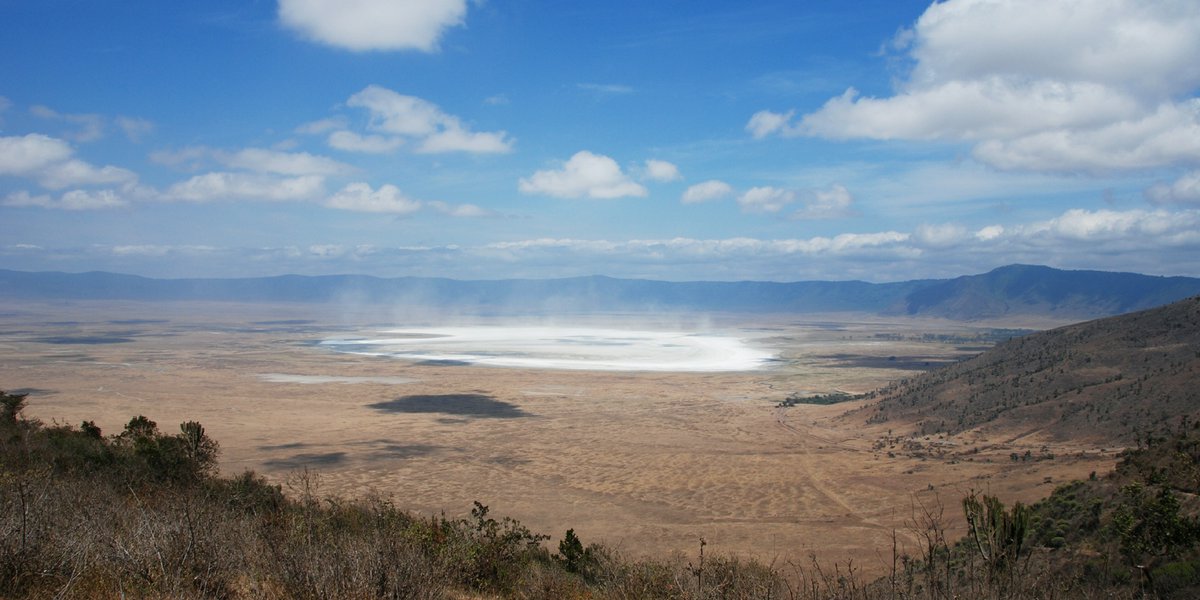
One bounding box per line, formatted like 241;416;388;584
2;264;1198;321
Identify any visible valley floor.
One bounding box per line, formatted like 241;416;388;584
0;300;1117;572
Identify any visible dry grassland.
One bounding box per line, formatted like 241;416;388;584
0;300;1119;573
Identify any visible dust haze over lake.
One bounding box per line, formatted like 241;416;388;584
0;300;1116;571
319;325;776;372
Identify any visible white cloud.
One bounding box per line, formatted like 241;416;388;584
13;206;1200;281
971;100;1200;172
791;184;856;219
1024;208;1187;242
1145;171;1200;205
217;148;354;176
109;244;218;257
325;182;422;214
57;189;129;210
278;0;468;52
643;159;681;182
681;180;733;204
4;189;128;210
975;225;1005;241
746;110;797;139
0;133;138;190
37;159;137;190
327;130;404;153
417;126;511;154
800;81;1144;142
0;134;74;175
761;0;1200;173
518;151;647;199
904;0;1200;97
737;186;795;213
3;191;52;208
116;116;154;142
913;223;969;247
30;105;105;142
428;200;493;217
470;208;1200;278
349;87;444;136
346;85;513;154
165;172;325;202
296;116;348;135
577;83;635;95
149;146;210;170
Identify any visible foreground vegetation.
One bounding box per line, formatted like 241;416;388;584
3;389;1200;599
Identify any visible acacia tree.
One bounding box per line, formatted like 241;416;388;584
115;415;219;484
0;391;26;428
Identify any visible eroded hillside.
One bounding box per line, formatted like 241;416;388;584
855;296;1200;443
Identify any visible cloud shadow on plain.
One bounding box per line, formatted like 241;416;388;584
263;452;347;470
367;394;530;419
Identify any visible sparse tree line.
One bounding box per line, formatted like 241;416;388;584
4;388;1200;599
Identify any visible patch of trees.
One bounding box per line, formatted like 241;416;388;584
778;391;857;407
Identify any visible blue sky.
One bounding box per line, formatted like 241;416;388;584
1;0;1198;282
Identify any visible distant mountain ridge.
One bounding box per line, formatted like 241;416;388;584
901;264;1200;320
1;264;1197;320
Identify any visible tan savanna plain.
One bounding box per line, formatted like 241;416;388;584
0;300;1119;573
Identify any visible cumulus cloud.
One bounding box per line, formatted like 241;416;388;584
737;186;795;214
324;182;422;214
681;180;733;204
4;189;128;210
642;159;682;182
30;105;105;142
913;223;970;247
116;116;154;142
346;85;513;154
165;172;325;202
295;117;348;135
417;127;511;154
37;159;137;190
733;184;858;218
518;151;647;199
756;0;1200;173
1024;208;1187;242
970;100;1200;172
746;109;797;139
278;0;468;52
0;134;74;175
792;184;856;220
0;133;138;192
216;148;354;176
149;146;210;170
1145;171;1200;206
428;200;493;218
975;224;1005;241
327;130;404;153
